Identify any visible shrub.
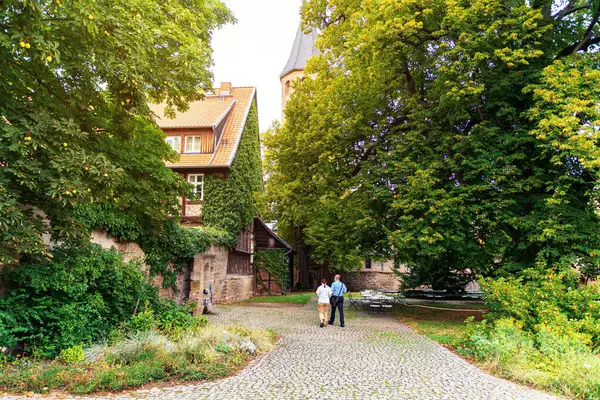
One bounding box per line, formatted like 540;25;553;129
121;300;209;341
0;245;160;357
124;305;157;334
0;323;277;395
460;268;600;399
480;268;600;345
59;345;85;365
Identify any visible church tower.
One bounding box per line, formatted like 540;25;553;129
280;25;318;122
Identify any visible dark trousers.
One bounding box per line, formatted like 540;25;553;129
329;296;344;326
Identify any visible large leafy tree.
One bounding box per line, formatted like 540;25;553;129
264;0;600;285
0;0;234;264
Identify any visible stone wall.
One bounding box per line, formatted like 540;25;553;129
344;270;401;291
92;232;254;308
190;245;254;305
91;231;179;301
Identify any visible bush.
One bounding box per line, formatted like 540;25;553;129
0;245;160;357
59;345;85;365
0;324;277;395
156;303;208;340
124;306;158;334
121;301;209;340
479;268;600;346
459;268;600;399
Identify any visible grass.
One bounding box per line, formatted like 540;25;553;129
391;303;600;400
244;292;314;304
390;303;486;347
0;325;277;395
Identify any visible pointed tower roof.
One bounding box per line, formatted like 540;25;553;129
280;26;319;78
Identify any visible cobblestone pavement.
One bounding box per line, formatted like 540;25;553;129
2;302;559;400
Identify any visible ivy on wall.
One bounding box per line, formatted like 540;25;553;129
74;99;262;289
255;249;289;290
75;204;236;288
203;101;263;235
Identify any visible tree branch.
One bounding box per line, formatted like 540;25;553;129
556;8;600;59
8;60;67;103
403;60;417;96
553;3;591;20
349;143;377;178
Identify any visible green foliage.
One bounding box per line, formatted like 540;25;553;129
124;306;158;335
59;345;85;365
157;307;208;340
0;0;234;265
0;245;159;357
0;325;277;395
75;205;236;287
254;249;289;290
123;301;209;340
461;317;600;399
457;270;600;399
478;268;600;345
264;0;600;282
203;102;263;234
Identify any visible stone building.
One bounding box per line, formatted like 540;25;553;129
147;83;260;305
345;260;404;292
280;27;319;122
150;83;256;223
83;82;296;307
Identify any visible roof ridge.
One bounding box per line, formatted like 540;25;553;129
221;87;255;167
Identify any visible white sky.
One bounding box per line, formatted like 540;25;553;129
211;0;304;132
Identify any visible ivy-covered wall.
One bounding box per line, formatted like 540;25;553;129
202;100;263;235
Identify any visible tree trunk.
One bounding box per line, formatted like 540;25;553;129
299;247;310;289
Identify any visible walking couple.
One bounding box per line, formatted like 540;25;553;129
316;274;347;328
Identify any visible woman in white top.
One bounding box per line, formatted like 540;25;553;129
316;278;333;327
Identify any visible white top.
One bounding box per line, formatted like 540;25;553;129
316;285;332;304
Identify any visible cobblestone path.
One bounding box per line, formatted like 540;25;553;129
3;303;558;400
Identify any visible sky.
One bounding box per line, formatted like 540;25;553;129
211;0;304;132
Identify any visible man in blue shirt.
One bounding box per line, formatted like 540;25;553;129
329;274;347;327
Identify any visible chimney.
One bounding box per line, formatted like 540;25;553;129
220;82;232;95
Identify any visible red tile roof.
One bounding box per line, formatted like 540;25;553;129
151;86;256;169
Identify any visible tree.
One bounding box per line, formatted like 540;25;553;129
0;0;234;264
263;0;600;285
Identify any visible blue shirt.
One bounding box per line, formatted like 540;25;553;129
331;281;347;297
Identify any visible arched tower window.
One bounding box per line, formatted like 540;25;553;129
284;80;291;97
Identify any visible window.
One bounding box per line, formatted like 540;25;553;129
284;80;291;96
185;136;202;153
365;258;372;269
187;174;204;201
165;136;181;153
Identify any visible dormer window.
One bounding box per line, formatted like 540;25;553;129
185;136;202;153
165;136;181;153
